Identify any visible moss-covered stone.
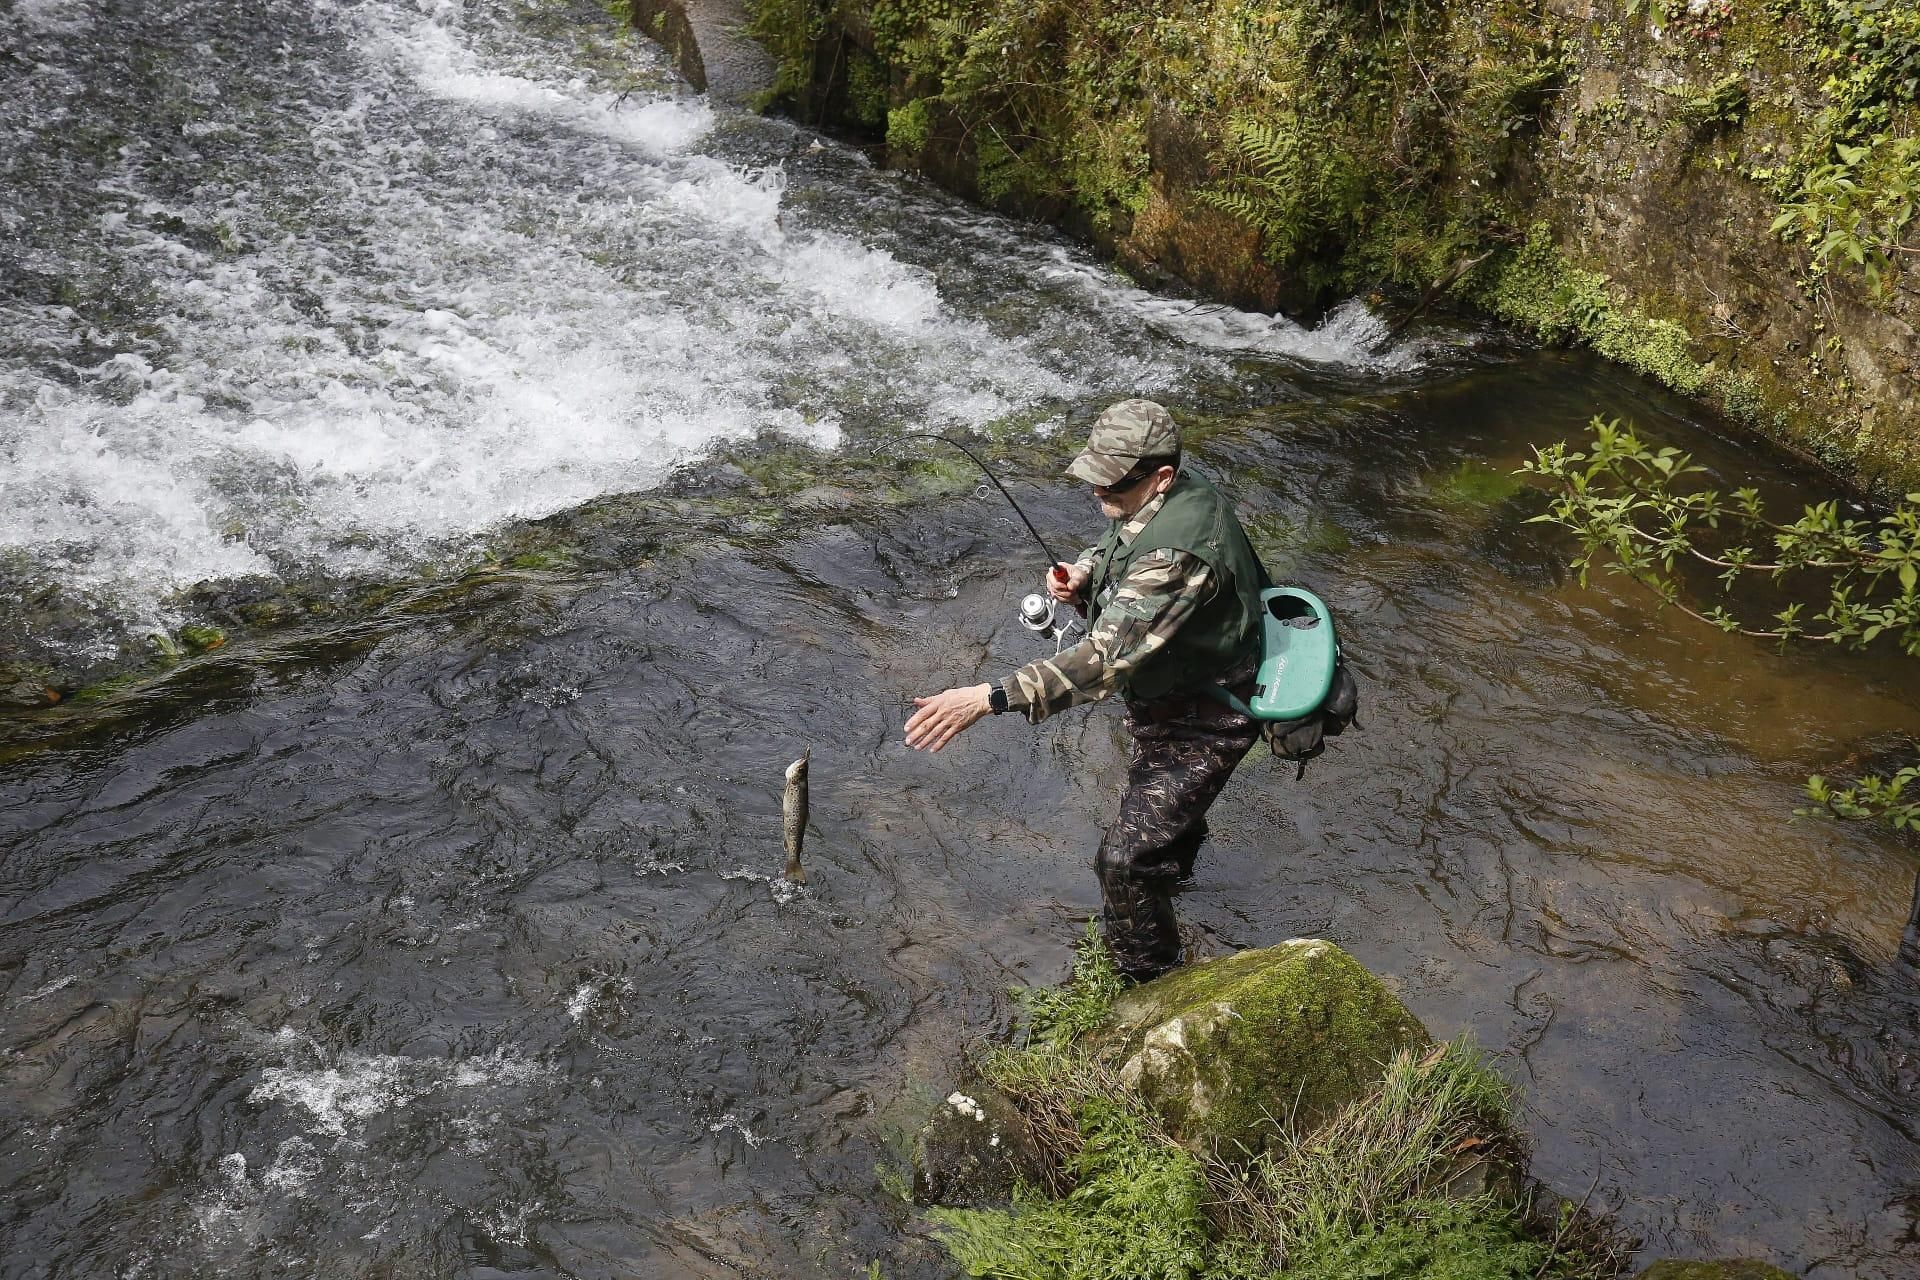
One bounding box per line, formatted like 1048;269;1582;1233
911;1085;1050;1209
70;671;150;706
933;942;1618;1280
177;624;227;653
1093;939;1431;1149
1635;1261;1799;1280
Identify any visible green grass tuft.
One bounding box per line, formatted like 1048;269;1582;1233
1285;1194;1558;1280
1252;1042;1521;1258
1010;922;1127;1051
926;946;1626;1280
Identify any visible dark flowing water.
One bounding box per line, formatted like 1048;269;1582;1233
3;0;1918;1276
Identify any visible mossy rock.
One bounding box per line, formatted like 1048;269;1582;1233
1635;1262;1799;1280
1092;939;1429;1150
911;1085;1051;1209
177;624;227;653
0;663;61;709
1423;459;1529;510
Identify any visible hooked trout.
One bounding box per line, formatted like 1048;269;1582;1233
782;749;809;884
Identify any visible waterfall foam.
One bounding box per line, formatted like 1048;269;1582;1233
0;0;1430;652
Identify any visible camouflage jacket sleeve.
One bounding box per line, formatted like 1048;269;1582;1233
1001;548;1213;724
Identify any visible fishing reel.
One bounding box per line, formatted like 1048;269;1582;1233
1018;592;1063;640
897;433;1087;653
1017;591;1084;652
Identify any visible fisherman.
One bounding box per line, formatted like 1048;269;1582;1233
904;399;1267;983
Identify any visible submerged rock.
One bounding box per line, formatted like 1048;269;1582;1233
1635;1261;1798;1280
910;1085;1050;1209
1093;938;1429;1149
1;667;60;709
624;0;775;105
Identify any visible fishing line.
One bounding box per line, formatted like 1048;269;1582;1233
903;432;1063;578
902;431;1088;652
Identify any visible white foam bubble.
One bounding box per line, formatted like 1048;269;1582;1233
21;975;78;1002
719;866;805;905
261;1137;323;1192
250;1050;548;1137
708;1113;767;1148
1038;250;1430;370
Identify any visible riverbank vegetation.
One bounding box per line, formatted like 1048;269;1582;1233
742;0;1920;487
925;931;1624;1280
1762;0;1920;299
761;0;1561;291
749;0;1920;296
1527;416;1920;829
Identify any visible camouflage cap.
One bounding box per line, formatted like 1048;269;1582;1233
1065;399;1181;486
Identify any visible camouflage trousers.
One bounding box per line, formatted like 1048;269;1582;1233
1096;686;1260;982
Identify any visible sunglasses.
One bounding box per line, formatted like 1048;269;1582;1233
1095;459;1171;494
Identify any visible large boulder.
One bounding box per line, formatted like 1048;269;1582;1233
1635;1263;1798;1280
1093;939;1430;1150
910;1085;1051;1209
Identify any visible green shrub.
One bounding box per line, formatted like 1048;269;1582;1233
886;98;932;154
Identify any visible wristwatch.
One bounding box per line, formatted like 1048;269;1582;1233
988;684;1009;715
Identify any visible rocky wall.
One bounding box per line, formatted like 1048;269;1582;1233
680;0;1920;491
1521;0;1919;483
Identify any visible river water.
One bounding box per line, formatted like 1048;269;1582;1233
1;0;1916;1276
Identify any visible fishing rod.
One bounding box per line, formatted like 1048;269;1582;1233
903;432;1064;580
904;432;1086;644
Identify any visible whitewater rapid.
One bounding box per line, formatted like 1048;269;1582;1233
0;0;1423;642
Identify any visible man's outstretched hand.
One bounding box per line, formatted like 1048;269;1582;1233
905;683;994;752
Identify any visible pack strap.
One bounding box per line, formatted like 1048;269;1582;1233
1193;548;1273;720
1198;682;1257;718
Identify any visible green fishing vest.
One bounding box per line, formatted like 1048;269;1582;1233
1088;468;1265;702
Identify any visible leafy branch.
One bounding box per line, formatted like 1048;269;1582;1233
1804;767;1920;830
1525;417;1920;827
1771;136;1920;298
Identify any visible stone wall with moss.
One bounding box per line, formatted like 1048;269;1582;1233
728;0;1919;489
1511;0;1918;482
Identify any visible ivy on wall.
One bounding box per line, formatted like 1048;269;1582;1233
1761;0;1920;297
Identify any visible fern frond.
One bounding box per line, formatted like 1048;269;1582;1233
1226;115;1300;180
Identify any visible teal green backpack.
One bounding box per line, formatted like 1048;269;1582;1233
1208;582;1360;777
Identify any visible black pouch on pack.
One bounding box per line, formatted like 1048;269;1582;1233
1264;658;1359;779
